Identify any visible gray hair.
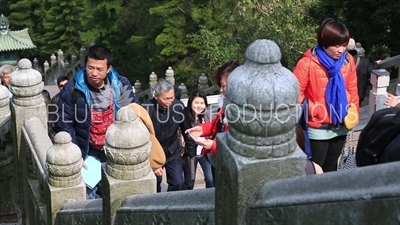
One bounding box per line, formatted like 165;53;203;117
153;79;174;96
0;65;14;76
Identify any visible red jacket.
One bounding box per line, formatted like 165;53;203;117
293;48;359;128
199;109;228;154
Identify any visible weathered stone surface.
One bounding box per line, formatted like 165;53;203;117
225;39;300;158
0;84;10;120
10;58;44;107
10;58;47;157
215;39;306;225
105;106;151;180
249;161;400;224
114;189;215;225
45;131;86;225
103;106;156;225
55;199;103;225
46;131;83;188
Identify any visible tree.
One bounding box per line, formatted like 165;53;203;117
7;0;48;62
41;0;88;59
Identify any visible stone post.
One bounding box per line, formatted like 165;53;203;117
0;85;10;121
215;39;306;225
71;54;77;64
149;72;157;97
368;69;390;118
80;46;86;57
178;83;188;99
165;66;175;85
50;54;56;66
10;59;46;224
45;132;86;225
33;58;39;70
10;58;46;157
102;106;156;225
198;73;209;90
134;80;142;94
44;61;49;73
0;85;10;160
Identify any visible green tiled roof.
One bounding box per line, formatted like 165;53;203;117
0;28;36;52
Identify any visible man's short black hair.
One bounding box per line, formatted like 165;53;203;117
84;45;113;67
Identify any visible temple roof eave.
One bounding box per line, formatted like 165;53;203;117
0;28;36;52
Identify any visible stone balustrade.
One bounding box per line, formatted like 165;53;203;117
45;132;86;225
2;42;400;225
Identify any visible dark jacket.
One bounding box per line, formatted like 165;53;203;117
143;98;196;160
349;51;379;103
57;67;137;158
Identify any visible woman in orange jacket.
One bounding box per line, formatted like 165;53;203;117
293;18;359;172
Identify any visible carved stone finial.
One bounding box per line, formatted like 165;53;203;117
33;58;39;69
134;80;142;94
198;73;209;90
80;46;86;56
46;132;83;188
105;106;152;180
43;61;49;72
178;83;188;99
10;58;44;106
0;85;10;120
149;72;158;88
224;39;299;158
165;66;175;85
71;54;77;64
50;54;56;65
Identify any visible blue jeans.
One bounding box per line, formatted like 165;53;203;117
183;155;214;189
86;148;107;199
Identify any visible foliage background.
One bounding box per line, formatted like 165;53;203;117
3;0;399;92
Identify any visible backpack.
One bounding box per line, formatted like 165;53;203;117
356;107;400;167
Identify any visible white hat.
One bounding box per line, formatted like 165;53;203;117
347;38;356;51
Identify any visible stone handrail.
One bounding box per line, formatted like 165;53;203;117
114;189;215;224
41;46;88;85
55;199;103;224
251;161;400;224
377;54;400;70
20;117;53;225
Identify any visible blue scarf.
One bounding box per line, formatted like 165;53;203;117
315;46;348;126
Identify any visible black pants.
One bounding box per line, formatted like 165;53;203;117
156;155;183;192
310;135;346;172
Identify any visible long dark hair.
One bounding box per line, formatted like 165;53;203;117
187;90;208;123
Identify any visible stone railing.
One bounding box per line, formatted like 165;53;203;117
33;46;89;85
4;40;400;225
134;69;218;103
0;84;17;223
366;54;400;117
